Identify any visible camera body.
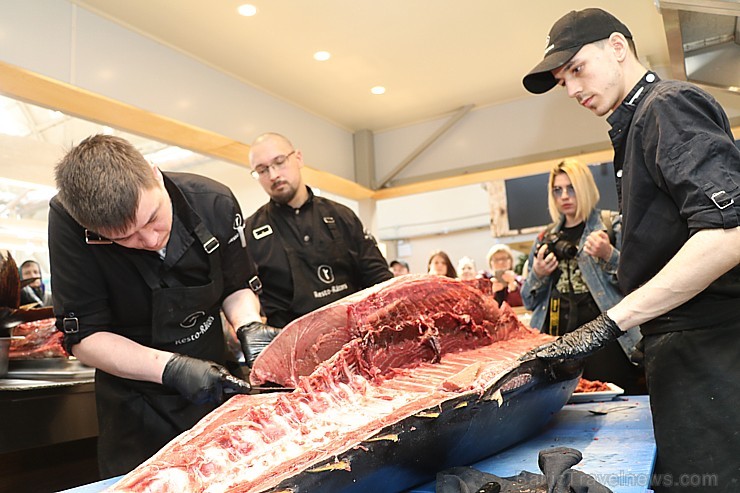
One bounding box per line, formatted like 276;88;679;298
543;232;578;260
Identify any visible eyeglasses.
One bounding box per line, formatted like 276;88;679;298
250;150;295;180
552;184;575;198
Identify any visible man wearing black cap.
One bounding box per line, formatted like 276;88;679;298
389;259;410;277
523;8;740;492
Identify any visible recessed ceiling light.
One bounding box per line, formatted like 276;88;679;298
144;146;195;165
237;4;258;17
370;86;386;95
313;51;331;62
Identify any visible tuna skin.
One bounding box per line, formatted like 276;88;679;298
108;275;555;493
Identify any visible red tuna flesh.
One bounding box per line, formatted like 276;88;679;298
108;275;559;493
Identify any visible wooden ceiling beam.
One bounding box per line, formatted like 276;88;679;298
0;61;373;200
4;60;739;204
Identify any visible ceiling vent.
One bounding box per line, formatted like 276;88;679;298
659;0;740;92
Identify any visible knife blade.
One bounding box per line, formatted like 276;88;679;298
251;386;295;393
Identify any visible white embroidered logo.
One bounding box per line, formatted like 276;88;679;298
233;213;246;247
317;265;335;284
252;224;273;240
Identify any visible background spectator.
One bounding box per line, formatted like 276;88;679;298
19;259;53;307
485;244;523;307
520;159;643;393
427;250;456;278
456;256;477;281
389;259;410;277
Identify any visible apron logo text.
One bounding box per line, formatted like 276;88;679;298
313;283;349;299
175;315;215;345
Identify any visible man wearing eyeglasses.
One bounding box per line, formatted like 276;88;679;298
243;132;393;336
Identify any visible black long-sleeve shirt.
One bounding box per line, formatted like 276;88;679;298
49;172;259;351
244;187;392;327
608;72;740;333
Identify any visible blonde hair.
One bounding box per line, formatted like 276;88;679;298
486;244;514;269
547;159;600;224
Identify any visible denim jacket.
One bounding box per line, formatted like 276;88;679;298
521;209;641;360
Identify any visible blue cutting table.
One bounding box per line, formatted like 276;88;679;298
62;396;655;493
409;395;655;493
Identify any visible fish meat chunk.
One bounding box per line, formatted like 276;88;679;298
251;275;512;387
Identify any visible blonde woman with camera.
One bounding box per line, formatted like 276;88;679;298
521;159;644;394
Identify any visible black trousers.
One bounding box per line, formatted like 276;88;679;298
644;324;740;493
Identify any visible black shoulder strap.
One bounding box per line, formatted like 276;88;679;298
314;198;341;241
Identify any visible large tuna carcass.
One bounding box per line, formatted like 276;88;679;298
108;275;581;493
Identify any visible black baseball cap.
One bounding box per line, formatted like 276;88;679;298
523;8;632;94
390;259;409;270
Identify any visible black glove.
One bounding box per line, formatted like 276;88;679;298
534;312;623;361
436;447;612;493
236;321;281;367
161;354;251;405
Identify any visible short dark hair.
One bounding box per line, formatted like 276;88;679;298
55;134;158;234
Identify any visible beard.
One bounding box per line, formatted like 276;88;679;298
269;179;298;205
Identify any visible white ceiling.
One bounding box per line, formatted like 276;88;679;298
0;94;216;222
74;0;672;132
0;0;683;258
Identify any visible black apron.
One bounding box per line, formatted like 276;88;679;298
96;184;227;478
644;324;740;492
268;201;360;326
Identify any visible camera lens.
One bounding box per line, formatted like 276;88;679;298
554;240;578;260
545;233;578;260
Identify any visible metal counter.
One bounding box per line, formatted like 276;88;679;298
0;359;97;454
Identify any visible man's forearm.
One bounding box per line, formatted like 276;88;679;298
222;288;263;329
608;227;740;330
72;332;173;383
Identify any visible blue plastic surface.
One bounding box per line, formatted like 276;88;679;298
61;396;655;493
408;395;655;493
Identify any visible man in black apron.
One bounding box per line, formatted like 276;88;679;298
49;135;273;478
522;9;740;492
241;132;393;359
